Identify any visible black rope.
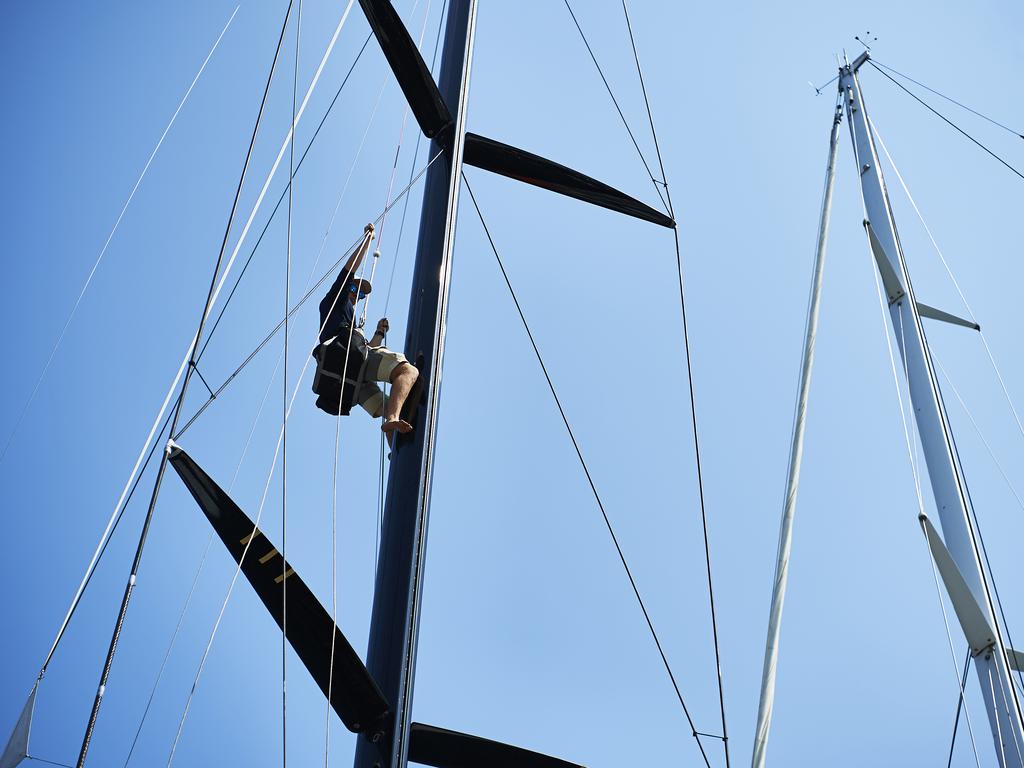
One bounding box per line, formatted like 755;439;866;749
869;61;1024;182
621;4;731;765
694;731;725;741
195;31;374;366
189;362;215;399
462;172;713;768
27;757;76;768
561;0;669;214
872;59;1024;140
947;648;972;768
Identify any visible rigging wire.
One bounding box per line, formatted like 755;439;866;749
67;407;174;631
857;168;984;764
25;759;75;768
922;522;985;768
462;172;714;768
305;10;424;760
382;0;450;317
354;0;438;604
281;3;303;765
936;360;1024;529
943;372;1024;702
897;313;927;512
871;59;1024;140
74;0;303;759
947;649;973;768
321;227;376;765
0;5;239;463
325;385;344;768
868;61;1024;183
869;117;1024;458
870;119;1024;693
36;0;359;681
122;348;283;767
561;0;669;215
196;29;375;366
166;226;376;766
173;148;446;440
847;98;924;508
360;0;434;327
619;4;729;762
325;4;440;757
148;43;391;757
121;537;211;767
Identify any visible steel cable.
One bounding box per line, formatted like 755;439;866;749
869;61;1024;182
620;4;729;762
463;172;714;768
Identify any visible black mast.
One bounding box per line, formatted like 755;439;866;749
354;2;476;766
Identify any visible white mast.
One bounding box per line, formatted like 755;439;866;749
751;98;844;768
842;51;1024;764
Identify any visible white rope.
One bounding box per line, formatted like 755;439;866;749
0;6;240;464
121;536;211;767
168;227;372;765
323;0;434;758
321;71;392;768
871;117;1024;454
125;344;280;767
319;189;385;768
868;255;925;513
307;81;386;304
323;341;347;767
359;0;433;329
212;0;357;326
281;2;303;764
935;358;1024;516
165;337;287;766
36;0;356;678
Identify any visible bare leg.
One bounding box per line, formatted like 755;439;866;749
382;362;418;434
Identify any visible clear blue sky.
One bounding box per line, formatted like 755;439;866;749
3;1;1024;766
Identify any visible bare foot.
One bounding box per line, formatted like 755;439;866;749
382;418;413;435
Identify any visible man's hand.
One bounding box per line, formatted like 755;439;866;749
375;318;389;337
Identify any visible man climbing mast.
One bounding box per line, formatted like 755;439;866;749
316;222;419;434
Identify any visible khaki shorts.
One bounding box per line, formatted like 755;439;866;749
354;345;409;416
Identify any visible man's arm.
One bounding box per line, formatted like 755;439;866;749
369;317;388;346
340;222;375;279
321;223;376;313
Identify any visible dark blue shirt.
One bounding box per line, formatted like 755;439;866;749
319;270;357;343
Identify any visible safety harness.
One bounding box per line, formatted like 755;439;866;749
311;323;370;416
